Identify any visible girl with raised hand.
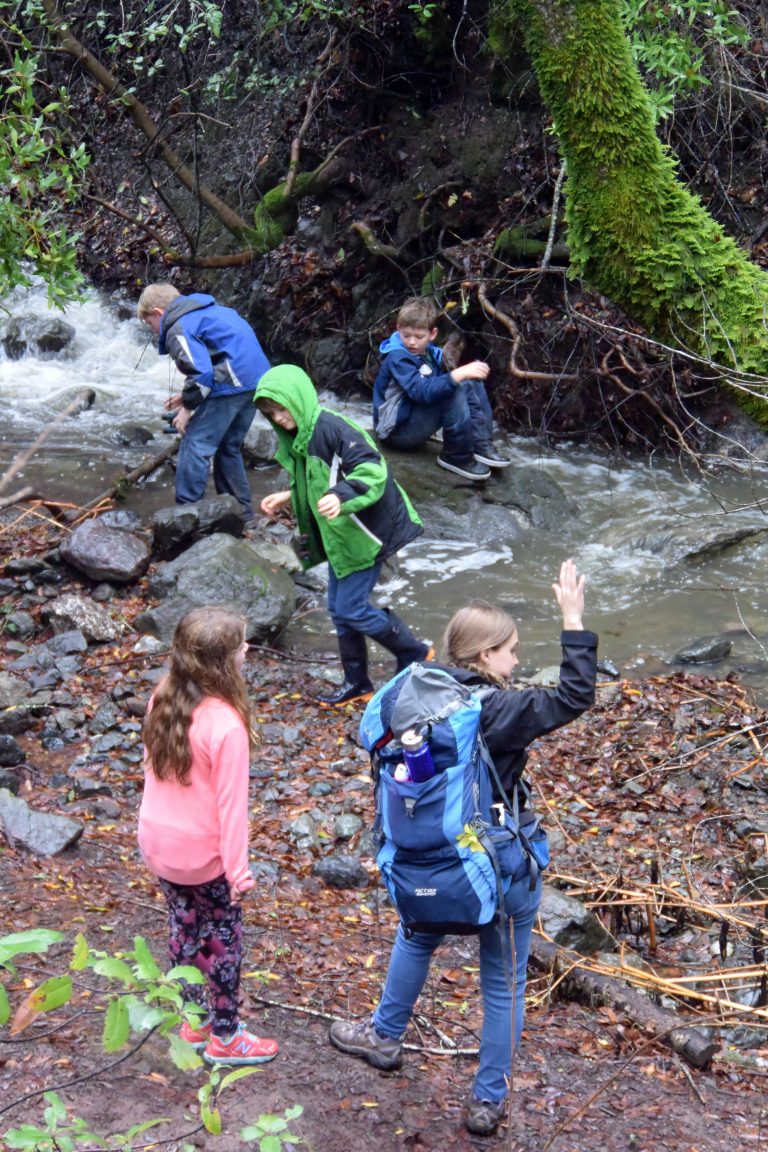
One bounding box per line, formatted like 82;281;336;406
330;560;597;1136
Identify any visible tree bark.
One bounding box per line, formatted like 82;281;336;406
503;0;768;425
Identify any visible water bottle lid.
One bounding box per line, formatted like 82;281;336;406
400;728;423;750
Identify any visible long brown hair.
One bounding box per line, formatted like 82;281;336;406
441;600;517;685
143;607;254;784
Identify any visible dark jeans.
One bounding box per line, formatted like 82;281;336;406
176;390;256;515
384;380;493;461
159;874;243;1037
327;560;387;637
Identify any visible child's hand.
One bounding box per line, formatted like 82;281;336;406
172;407;191;436
451;360;490;383
552;558;585;630
260;490;292;517
163;394;182;411
317;493;341;519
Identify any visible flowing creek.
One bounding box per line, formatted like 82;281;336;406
2;283;768;697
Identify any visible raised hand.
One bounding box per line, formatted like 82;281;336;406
552;558;585;630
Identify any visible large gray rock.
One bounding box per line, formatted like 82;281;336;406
136;533;295;643
538;886;617;955
44;593;124;642
0;789;84;855
242;413;278;466
2;314;76;359
381;446;576;539
60;520;151;584
674;635;733;665
603;517;768;565
151;495;245;560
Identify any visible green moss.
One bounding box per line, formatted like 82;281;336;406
503;0;768;424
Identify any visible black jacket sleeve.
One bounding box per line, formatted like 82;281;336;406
479;629;598;797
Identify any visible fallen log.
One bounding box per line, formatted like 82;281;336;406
68;437;180;520
529;936;720;1069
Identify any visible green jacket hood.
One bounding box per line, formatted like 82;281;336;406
255;365;319;455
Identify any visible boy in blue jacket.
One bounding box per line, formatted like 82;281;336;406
372;297;510;482
138;283;270;517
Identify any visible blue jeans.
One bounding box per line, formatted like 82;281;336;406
384;380;493;460
373;870;542;1103
327;561;388;637
176;390;256;515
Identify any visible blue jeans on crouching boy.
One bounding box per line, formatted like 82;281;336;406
372;869;542;1102
383;379;494;461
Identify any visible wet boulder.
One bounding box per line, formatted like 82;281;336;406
60;519;151;584
674;635;733;665
135;532;296;644
151;494;245;560
603;517;768;565
2;314;76;359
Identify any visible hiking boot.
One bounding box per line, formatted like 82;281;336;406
317;680;375;707
179;1019;213;1051
437;454;491;481
474;444;511;469
465;1096;506;1136
203;1023;279;1066
328;1019;403;1071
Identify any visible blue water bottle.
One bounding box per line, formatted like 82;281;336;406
400;728;435;783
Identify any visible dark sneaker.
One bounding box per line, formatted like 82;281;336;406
437;455;491;481
329;1019;403;1070
317;680;375;707
474;444;511;468
465;1096;506;1136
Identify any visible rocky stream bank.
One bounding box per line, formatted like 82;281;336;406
2;499;768;1149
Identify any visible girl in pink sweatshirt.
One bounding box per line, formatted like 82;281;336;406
139;607;279;1066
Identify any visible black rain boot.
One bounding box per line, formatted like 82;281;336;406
317;632;375;707
369;609;434;673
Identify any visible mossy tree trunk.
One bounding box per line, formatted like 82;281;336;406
502;0;768;424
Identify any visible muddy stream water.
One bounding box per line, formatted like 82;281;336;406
3;283;768;698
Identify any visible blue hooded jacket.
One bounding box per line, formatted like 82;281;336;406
159;293;270;410
372;331;458;438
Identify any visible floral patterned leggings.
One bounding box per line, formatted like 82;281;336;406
159;874;243;1037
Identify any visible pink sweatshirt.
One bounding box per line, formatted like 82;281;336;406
138;696;255;893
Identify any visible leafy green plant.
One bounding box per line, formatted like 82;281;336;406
0;34;88;307
621;0;749;121
241;1105;304;1152
1;929;304;1149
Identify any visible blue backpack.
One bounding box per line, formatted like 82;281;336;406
360;664;547;937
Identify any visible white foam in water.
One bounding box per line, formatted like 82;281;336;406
0;282;179;443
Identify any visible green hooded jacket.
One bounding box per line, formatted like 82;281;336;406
255;365;422;579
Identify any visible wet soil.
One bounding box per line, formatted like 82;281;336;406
2;646;768;1152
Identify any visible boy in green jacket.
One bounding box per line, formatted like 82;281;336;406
255;365;433;706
